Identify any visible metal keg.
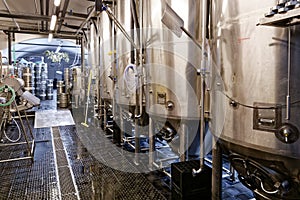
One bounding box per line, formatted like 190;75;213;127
34;64;41;97
39;82;47;100
22;67;34;92
64;68;70;92
58;93;69;108
56;80;65;95
47;79;54;100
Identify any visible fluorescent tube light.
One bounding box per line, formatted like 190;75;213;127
54;0;61;6
50;15;57;31
48;33;53;42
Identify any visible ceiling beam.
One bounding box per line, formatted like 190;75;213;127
0;11;83;22
0;12;51;21
4;29;81;40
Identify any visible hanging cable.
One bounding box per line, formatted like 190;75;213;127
221;91;300;110
3;118;21;143
0;85;16;107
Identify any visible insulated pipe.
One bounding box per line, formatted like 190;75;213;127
135;0;143;119
76;7;95;35
2;0;20;31
81;37;84;72
8;32;11;65
105;8;138;49
193;0;208;175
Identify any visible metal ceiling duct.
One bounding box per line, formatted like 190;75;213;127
211;0;300;199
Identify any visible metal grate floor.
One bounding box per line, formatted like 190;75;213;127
0;95;254;200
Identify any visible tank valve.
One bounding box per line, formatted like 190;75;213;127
275;123;299;144
166;101;174;111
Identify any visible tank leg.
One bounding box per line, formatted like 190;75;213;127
179;122;188;161
148;117;155;170
120;108;124;146
134;119;140;165
103;102;107;132
212;138;222;200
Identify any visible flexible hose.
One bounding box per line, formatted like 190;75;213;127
0;85;15;107
123;64;137;93
3;118;21;143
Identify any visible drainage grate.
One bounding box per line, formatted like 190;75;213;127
56;150;69;167
58;166;77;195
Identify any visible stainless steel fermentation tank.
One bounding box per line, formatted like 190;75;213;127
99;10;114;102
211;0;300;199
115;0;137;108
86;13;113;128
143;0;205;160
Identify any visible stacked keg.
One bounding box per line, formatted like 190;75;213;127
34;63;41;97
64;68;71;93
56;80;65;95
58;93;69;108
57;80;66;107
56;68;72;108
39;63;48;100
46;79;54;100
22;67;34;93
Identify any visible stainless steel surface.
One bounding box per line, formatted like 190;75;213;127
56;80;64;95
22;67;33;92
211;0;300;198
115;0;136;107
99;10;113;101
58;93;69;108
144;0;202;120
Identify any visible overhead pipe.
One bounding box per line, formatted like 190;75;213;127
40;0;44;31
4;29;80;40
75;6;95;35
81;37;84;72
63;23;87;31
45;0;49;31
57;0;70;32
2;0;20;31
67;11;89;19
0;11;81;21
105;8;138;49
33;0;40;30
8;32;11;65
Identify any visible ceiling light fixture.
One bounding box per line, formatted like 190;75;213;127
48;33;53;42
50;15;57;31
54;0;61;7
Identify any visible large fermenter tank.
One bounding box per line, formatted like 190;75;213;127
115;0;137;108
99;8;114;102
211;0;300;199
144;0;204;160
